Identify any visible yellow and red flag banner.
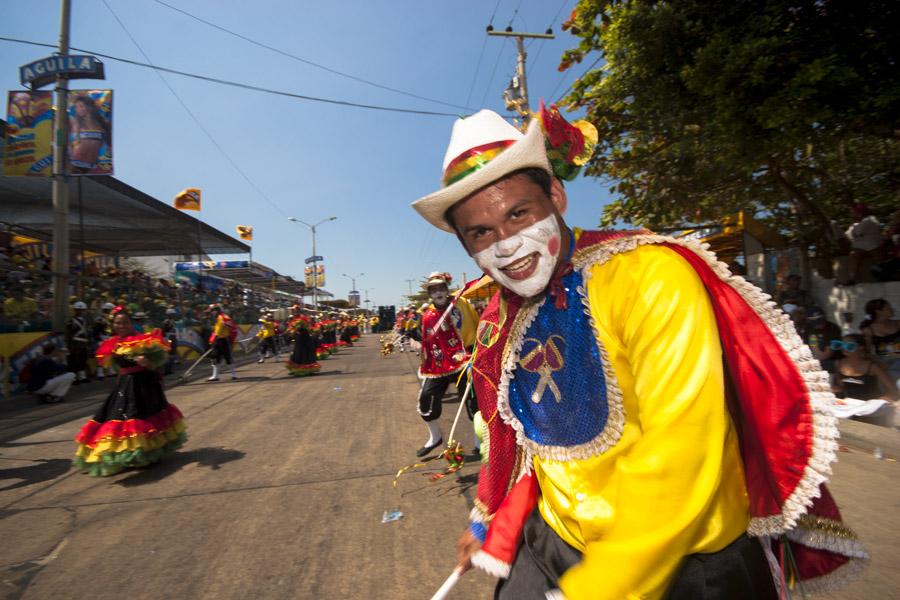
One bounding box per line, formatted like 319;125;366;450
236;225;253;241
4;91;53;177
303;265;325;287
174;188;201;211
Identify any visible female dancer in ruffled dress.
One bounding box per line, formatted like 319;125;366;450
286;314;321;376
74;309;186;476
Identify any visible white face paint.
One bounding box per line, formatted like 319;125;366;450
471;214;562;298
429;286;449;307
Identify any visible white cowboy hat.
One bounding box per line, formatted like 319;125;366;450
411;110;550;233
423;271;452;289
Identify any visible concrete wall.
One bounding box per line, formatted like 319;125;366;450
810;277;900;333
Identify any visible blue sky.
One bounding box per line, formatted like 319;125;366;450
1;0;613;308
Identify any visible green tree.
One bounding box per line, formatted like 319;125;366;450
560;0;899;252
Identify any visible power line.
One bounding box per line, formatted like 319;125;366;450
549;0;572;28
528;0;571;78
101;0;290;219
488;0;504;25
480;38;509;107
465;31;489;107
550;55;602;103
0;36;460;117
469;0;506;109
507;0;525;27
151;0;474;112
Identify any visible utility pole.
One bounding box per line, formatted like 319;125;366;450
311;226;318;310
487;28;555;123
51;0;72;331
404;279;414;300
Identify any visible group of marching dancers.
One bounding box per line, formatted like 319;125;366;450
73;303;365;477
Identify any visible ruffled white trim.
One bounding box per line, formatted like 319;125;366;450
471;549;511;579
800;555;870;595
572;234;839;536
494;292;626;462
515;451;534;481
786;526;869;560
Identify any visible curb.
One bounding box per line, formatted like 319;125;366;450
838;419;900;459
0;352;263;443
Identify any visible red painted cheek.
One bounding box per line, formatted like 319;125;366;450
547;235;560;256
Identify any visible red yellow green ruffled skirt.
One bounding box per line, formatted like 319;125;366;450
73;404;186;477
286;359;321;377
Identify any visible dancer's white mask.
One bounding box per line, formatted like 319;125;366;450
472;214;562;298
429;287;449;307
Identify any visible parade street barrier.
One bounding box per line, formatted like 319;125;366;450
0;322;261;399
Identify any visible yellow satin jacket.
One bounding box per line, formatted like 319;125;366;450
535;244;750;600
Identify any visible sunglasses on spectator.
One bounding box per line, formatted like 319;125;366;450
830;340;858;352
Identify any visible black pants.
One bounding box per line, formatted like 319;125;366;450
259;337;277;357
210;337;232;365
495;508;778;600
417;372;476;422
67;341;88;372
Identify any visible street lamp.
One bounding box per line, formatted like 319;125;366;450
361;288;374;332
342;272;364;307
287;216;337;311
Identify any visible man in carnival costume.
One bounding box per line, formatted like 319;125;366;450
256;311;279;363
414;272;478;457
411;106;867;599
207;304;238;381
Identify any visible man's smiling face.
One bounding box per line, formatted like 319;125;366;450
448;170;569;298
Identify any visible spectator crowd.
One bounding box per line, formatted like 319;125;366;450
1;241;294;334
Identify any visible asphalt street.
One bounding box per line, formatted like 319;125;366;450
0;334;896;599
0;336;494;600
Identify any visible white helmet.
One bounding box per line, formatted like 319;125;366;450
101;302;115;310
73;301;88;310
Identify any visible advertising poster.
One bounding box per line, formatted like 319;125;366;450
67;89;112;175
3;91;53;176
304;265;326;287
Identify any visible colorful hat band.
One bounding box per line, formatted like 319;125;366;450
442;140;516;186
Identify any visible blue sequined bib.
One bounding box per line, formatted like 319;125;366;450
506;269;609;448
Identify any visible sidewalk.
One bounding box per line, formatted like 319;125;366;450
836;417;900;459
0;348;264;443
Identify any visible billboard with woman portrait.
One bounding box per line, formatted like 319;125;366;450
67;89;113;176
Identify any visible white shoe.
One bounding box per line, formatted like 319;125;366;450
257;358;264;363
207;375;219;382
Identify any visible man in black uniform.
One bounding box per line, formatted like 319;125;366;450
65;301;91;384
